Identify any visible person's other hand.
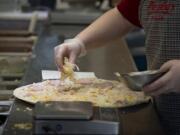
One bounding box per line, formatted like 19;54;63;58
54;38;86;70
143;60;180;96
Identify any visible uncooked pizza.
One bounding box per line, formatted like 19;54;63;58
13;78;150;107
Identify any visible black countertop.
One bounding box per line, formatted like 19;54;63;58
3;99;34;135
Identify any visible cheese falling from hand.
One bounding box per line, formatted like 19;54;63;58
61;57;75;81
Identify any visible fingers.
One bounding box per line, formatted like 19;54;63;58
147;85;171;97
54;38;85;71
143;61;174;96
69;52;78;65
160;60;173;72
143;60;180;96
54;44;80;71
143;71;171;95
54;45;68;70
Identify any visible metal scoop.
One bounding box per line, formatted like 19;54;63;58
115;70;165;91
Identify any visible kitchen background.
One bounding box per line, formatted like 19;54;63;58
0;0;146;101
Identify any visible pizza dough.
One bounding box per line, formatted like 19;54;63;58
13;78;150;107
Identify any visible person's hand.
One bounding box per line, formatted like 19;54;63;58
143;60;180;96
54;38;86;70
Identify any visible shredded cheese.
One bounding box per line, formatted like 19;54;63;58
14;123;32;130
61;57;75;81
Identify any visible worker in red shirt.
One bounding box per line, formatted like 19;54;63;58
54;0;180;134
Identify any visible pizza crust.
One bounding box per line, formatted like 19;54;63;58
13;78;150;107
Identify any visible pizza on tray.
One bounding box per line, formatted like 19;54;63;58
14;58;150;107
13;78;150;108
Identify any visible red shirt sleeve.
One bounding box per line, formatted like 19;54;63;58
117;0;142;27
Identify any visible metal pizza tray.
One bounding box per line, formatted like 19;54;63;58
33;101;121;134
34;101;93;120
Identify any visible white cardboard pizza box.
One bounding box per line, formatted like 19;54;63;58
41;70;96;80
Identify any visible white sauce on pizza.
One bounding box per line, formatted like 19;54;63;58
14;78;150;107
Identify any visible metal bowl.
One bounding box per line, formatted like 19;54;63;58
120;70;165;91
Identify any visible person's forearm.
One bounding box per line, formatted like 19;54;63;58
76;7;136;50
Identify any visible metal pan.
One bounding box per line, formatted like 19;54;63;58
115;70;166;91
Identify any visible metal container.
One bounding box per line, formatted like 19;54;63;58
120;70;165;91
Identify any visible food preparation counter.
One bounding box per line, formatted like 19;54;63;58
2;99;165;135
1;32;164;135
